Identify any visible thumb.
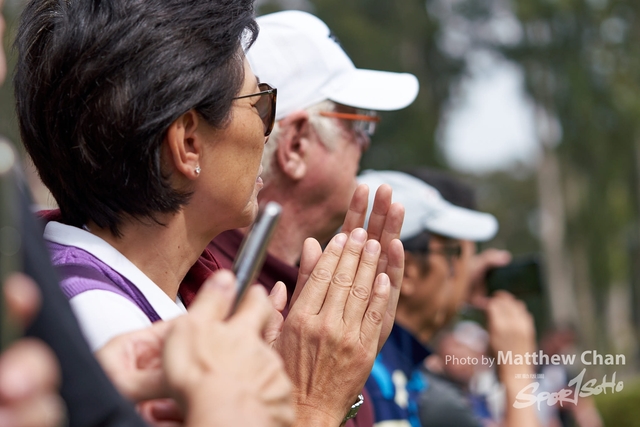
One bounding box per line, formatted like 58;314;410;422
187;269;237;322
290;238;322;308
268;281;288;313
263;283;287;346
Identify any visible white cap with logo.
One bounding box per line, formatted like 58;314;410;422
247;10;419;121
357;170;499;242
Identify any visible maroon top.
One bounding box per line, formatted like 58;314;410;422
178;246;222;307
181;229;375;427
180;229;297;316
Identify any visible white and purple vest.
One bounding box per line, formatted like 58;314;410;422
47;242;161;322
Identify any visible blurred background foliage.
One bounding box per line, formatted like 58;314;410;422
0;1;20;145
2;0;640;403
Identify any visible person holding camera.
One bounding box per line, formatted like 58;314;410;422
405;168;541;427
357;170;498;426
359;170;540;427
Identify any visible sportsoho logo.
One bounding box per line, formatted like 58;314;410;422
444;349;626;409
507;350;626;409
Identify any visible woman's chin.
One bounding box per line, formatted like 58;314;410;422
238;198;260;228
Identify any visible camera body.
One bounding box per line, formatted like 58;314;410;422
486;255;543;299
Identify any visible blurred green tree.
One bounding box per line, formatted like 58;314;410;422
499;0;640;360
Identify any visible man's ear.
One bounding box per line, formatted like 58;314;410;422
401;252;422;297
275;110;312;181
164;110;202;180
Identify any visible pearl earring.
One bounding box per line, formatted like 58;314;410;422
195;165;201;176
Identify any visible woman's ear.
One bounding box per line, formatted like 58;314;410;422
275;110;311;181
401;252;422;297
164;110;202;180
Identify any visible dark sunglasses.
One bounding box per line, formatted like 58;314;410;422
427;243;462;277
233;83;277;137
428;244;462;259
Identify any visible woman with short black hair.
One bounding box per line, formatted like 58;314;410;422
13;1;396;426
14;0;275;348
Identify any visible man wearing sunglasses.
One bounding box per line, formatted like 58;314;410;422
357;170;500;427
404;168;541;427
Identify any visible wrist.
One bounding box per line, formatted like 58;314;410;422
292;393;363;427
293;405;343;427
183;380;262;427
341;393;364;425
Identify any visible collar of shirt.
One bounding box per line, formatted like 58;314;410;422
44;221;186;319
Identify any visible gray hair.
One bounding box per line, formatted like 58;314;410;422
260;100;343;182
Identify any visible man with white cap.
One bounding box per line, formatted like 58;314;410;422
198;9;418;275
358;170;539;427
178;10;417;427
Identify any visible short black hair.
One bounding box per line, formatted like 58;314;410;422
14;0;258;235
404;167;476;210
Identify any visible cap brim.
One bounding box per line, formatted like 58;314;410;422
423;203;499;242
323;69;419;111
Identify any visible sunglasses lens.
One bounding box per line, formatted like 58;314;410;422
353;110;378;136
354;120;377;136
446;245;462;259
258;83;276;137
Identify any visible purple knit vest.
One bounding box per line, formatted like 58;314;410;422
48;242;161;323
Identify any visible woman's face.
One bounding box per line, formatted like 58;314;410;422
194;58;267;232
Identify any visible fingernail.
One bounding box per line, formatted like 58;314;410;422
365;240;380;254
377;273;390;288
351;228;367;243
334;233;348;248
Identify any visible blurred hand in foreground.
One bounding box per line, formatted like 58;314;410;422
97;270;294;427
0;273;64;427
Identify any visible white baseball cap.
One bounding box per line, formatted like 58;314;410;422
247;11;419;121
357;170;499;242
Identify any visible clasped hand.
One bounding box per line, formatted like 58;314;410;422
273;184;405;425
